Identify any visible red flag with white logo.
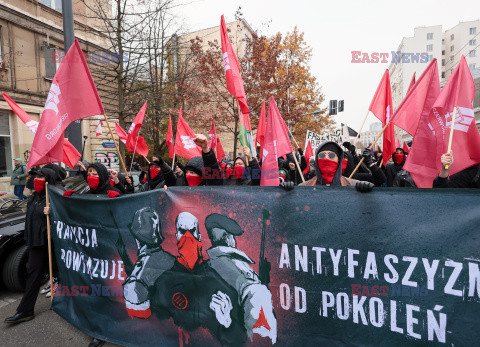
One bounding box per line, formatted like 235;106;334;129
115;122;127;144
261;97;294;186
368;69;395;164
166;115;174;158
2;92;81;168
208;119;226;162
174;107;202;159
126;101;147;151
220;15;249;115
95;118;103;137
404;56;480;187
28;38;104;169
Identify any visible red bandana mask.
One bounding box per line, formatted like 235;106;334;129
149;167;161;179
186;174;202;186
87;176;100;190
317;158;339;184
393;153;405;165
177;232;203;271
225;167;234;178
34;178;45;193
109;178;115;186
341;158;348;175
234;166;245;179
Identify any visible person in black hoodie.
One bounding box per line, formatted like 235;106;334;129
139;155;176;191
64;163;122;198
225;146;261;186
343;149;387;187
385;148;407;187
4;167;61;324
300;141;374;192
433;152;480;188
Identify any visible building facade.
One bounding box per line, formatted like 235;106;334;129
0;0;118;194
359;122;383;149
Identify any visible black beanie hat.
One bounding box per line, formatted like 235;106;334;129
319;143;341;158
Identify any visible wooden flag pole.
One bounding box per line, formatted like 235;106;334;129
45;183;54;302
349;121;390;178
353;110;370;145
292;152;306;183
444;107;457;170
171;154;176;170
237;100;249;167
287;127;302;150
103;114;128;174
143;156;150;165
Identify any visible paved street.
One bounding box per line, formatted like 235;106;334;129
0;288;117;346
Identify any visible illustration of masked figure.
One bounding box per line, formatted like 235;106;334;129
122;208;175;318
150;212;247;346
205;213;277;343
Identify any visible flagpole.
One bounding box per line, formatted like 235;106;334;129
103;114;128;174
287;127;302;150
236;100;249;167
129;136;139;173
444;107;457;170
143;156;150;164
45;183;54;302
353;110;370;145
171;154;176;170
285;127;305;182
349;121;390;178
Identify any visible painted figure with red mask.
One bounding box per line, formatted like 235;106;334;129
150;212;246;345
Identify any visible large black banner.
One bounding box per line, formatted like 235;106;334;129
48;186;480;346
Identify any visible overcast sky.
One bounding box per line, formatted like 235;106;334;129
174;0;480;132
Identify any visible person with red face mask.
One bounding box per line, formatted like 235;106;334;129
64;163;122;198
139;155;176;192
5;167;61;325
300;141;374;193
225;146;261;186
385;148;407;187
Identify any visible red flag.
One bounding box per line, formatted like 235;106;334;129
2;92;80;169
174;107;202;159
402;141;409;154
404;56;480;187
126;101;147;151
220;15;249;115
407;72;416;94
391;59;440;136
395;137;400;148
261;97;294;186
95;118;103;136
115;122;127;144
132;136;150;157
303;141;314;174
369;69;395;164
166;115;174;158
28;38;104;169
255;101;266;157
208;119;226;162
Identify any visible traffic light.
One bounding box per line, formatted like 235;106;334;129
329;100;337;115
338;100;344;112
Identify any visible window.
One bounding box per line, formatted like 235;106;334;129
450;56;454;62
442;59;445;66
0;112;12;177
441;72;445;79
442;39;445;44
442;50;445;55
44;47;62;80
469;50;476;57
470;39;477;46
470;63;476;70
40;0;62;12
427;33;433;40
427;44;433;51
450;45;454;52
470;27;477;35
450;34;454;41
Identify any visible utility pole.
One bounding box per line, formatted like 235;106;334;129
62;0;82;153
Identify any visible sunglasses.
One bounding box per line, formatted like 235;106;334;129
318;152;337;159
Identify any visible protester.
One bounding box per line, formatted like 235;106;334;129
279;152;306;185
344;149;387;187
64;163;122;198
433;153;480;188
131;157;142;172
385;148;407;187
44;163;67;188
10;158;28;200
300;141;374;192
139;155;175;191
4;167;60;324
225;146;261;186
304;156;316;181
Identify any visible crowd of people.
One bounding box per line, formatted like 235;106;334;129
3;132;479;346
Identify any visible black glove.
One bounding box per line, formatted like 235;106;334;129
355;181;374;193
298;148;304;156
279;181;295;191
343;142;352;151
152;155;165;166
362;149;373;166
349;145;356;156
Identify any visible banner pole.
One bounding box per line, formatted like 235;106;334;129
45;183;54;303
103;114;128;174
287;127;302;150
171;154;176;170
237;100;249;167
349;121;389;178
143;156;150;165
353;110;370;145
444;106;457;170
292;151;306;183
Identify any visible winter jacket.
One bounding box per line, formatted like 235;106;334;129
139;158;176;192
224;156;261;186
201;149;224;186
44;163;67;188
85;163;122;195
10;162;28;186
385;149;407;187
24;168;63;248
432;164;480;188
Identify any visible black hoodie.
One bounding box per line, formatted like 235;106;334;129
312;141;345;186
44;163;67;187
85;163;121;195
224;156;261;186
25;167;59;248
139;155;176;191
386;148;407;187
